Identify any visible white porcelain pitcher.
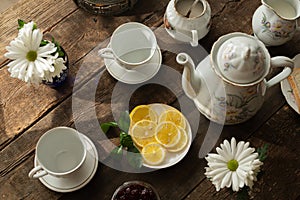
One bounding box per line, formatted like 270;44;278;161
177;32;295;125
252;0;300;46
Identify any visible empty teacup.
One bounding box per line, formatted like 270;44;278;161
98;22;157;69
28;127;86;179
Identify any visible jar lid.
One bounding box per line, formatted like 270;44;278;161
211;33;269;84
74;0;138;16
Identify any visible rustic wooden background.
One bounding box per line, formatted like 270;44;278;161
0;0;299;199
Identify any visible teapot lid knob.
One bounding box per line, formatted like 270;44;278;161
211;32;269;84
243;47;251;60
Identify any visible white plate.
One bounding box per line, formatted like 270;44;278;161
137;103;193;169
280;55;300;114
281;78;300;114
34;134;98;193
104;45;162;84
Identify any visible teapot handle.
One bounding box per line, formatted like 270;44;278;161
265;56;293;88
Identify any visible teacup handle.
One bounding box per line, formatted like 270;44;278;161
190;30;198;47
265;56;293;88
28;165;48;179
98;48;115;60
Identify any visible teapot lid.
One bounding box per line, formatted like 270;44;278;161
211;32;270;84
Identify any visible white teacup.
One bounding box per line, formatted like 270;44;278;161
98;22;157;69
28;127;86;179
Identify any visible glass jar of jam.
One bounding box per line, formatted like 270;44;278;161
111;181;160;200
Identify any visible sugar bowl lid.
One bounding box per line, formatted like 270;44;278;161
211;32;270;84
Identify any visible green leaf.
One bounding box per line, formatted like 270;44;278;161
33;23;37;30
127;146;143;168
100;122;118;133
40;40;49;46
117;111;131;133
51;37;65;57
257;144;269;162
17;19;25;30
120;132;134;148
110;145;123;160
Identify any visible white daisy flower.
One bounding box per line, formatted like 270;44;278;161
43;53;67;83
4;21;57;84
204;137;263;192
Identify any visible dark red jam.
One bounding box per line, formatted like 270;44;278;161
112;182;159;200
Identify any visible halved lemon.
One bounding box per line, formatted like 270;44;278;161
129;105;158;125
130;120;157;138
158;109;186;129
166;126;188;152
132;136;158;148
142;143;166;165
155;121;181;148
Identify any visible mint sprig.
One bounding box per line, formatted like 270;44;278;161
101;111;142;168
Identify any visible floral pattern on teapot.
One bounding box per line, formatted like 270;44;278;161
261;12;296;40
213;86;261;124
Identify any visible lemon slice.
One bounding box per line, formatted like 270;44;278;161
130;105;158;125
166;126;188;152
142;143;166;165
132;136;158;148
158;109;186;129
130;120;157;138
155;122;180;148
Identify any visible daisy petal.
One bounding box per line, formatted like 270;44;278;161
232;172;240;191
221;171;232;188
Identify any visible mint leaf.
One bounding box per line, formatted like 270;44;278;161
118;111;130;133
120;132;134;148
110;145;123;160
100;122;118;133
127;146;143;168
257;144;269;162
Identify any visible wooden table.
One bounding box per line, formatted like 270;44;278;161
0;0;299;199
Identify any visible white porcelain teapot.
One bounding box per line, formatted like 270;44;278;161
177;32;294;125
252;0;300;46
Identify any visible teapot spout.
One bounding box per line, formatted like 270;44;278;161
176;53;202;99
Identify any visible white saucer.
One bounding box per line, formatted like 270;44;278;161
104;45;162;84
34;134;99;193
140;103;193;169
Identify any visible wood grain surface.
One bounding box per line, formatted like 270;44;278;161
0;0;299;199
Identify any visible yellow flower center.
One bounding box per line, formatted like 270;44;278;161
26;51;37;62
227;159;239;171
